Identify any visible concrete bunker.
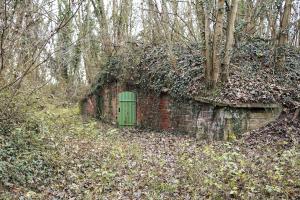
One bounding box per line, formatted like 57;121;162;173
81;81;282;140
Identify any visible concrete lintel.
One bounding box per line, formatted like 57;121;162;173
228;103;280;108
194;97;280;109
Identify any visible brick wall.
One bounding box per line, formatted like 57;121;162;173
159;95;171;130
101;82;126;123
136;92;160;128
137;94;196;132
81;95;97;118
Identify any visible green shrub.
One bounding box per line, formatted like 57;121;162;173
0;92;27;135
0;91;57;191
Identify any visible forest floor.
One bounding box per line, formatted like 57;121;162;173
1;100;300;199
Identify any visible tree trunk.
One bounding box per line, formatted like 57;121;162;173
117;0;131;45
186;1;196;41
170;0;180;41
161;0;171;42
277;0;293;69
243;0;263;37
278;0;293;46
211;0;225;87
147;0;163;44
266;12;277;42
298;20;300;47
222;0;239;82
112;0;118;44
57;0;72;82
91;0;113;56
195;0;212;85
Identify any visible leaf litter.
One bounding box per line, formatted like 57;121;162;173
2;104;299;199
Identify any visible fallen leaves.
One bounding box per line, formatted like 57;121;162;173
1;104;299;199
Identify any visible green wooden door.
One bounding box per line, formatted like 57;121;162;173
118;91;136;128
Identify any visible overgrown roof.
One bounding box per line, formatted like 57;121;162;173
91;39;300;107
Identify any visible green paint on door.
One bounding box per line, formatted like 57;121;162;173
118;91;136;128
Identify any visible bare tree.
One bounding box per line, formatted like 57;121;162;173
0;0;82;91
277;0;294;69
211;0;225;87
195;0;212;85
279;0;293;45
91;0;113;55
222;0;239;82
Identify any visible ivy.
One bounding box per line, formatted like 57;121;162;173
90;40;300;104
91;44;205;101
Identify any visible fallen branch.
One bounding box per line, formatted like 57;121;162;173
292;107;300;121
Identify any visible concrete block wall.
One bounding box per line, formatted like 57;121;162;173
247;110;279;130
168;99;198;133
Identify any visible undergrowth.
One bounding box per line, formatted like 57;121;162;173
0;91;299;199
0;92;59;197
